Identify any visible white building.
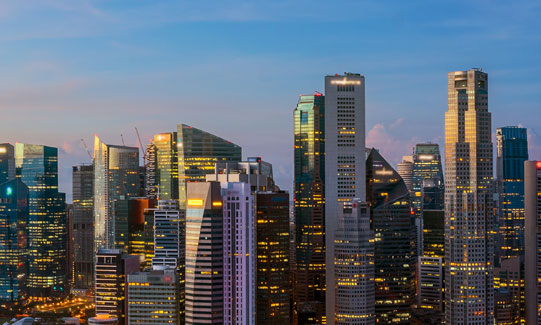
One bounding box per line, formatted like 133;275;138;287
325;73;366;324
152;200;183;269
222;182;255;325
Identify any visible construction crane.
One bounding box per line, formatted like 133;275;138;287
120;134;126;146
80;139;92;161
135;127;147;167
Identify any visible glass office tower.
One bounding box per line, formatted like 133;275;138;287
293;93;326;324
93;135;140;250
0;178;29;302
366;148;415;324
177;124;241;207
0;143;15;184
72;164;94;289
411;144;444;215
15;144;67;299
154;132;178;200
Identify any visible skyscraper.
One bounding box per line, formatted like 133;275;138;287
324;73;366;325
411;144;444;219
185;182;224;324
144;141;157;199
293;93;326;324
0;143;15;184
444;69;494;323
222;182;255;325
0;178;28;302
154;132;179;200
126;269;180;324
93;135;140;250
255;191;291;325
334;199;374;325
177;124;241;207
397;155;414;192
366;148;415;323
15;143;67;299
524;161;541;324
95;249;140;324
72;164;94;289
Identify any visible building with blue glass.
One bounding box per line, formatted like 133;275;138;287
0;178;29;302
15;144;67;299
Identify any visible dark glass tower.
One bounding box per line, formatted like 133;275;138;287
366;148;415;324
177;124;242;208
72;165;94;289
0;144;15;184
15;144;67;299
293;94;325;324
0;178;29;302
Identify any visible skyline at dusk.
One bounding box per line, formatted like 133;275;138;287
1;0;540;201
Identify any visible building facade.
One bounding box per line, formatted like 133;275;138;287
0;143;15;183
154;132;178;201
72;164;94;289
93;135;140;250
334;199;374;325
444;69;494;323
126;270;180;324
95;249;140;324
177;124;241;207
397;156;413;192
185;182;224;324
324;73;366;325
293;93;326;324
222;182;255;325
15;143;67;299
524;161;541;324
0;178;29;302
366;148;415;323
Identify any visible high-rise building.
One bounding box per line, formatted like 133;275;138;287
15;143;67;299
494;257;521;324
113;197;155;263
0;143;15;183
94;249;140;324
154;132;178;201
293;93;326;324
397;155;414;192
185;182;224;324
222;182;255;325
177;124;241;207
72;165;94;289
144;142;157;199
495;126;528;323
444;69;494;323
207;158;290;325
255;191;291;325
0;178;28;302
324;73;366;325
93;135;140;250
334;199;375;325
366;148;415;323
524;161;541;323
126;269;180;324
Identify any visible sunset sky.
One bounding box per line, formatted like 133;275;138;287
1;0;540;200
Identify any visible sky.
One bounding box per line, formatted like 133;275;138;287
0;0;540;202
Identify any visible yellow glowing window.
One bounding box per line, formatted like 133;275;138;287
187;199;203;207
212;201;222;207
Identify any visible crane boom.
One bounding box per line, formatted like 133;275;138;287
135;127;147;167
80;139;92;161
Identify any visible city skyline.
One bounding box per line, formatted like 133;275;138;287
1;1;540;202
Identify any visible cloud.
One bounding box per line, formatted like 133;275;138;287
366;122;423;167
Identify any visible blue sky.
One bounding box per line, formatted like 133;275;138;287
1;0;540;201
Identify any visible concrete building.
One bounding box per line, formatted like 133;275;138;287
397;155;414;192
524;161;541;324
334;199;374;325
185;182;224;324
94;249;140;324
126;269;180;324
444;69;494;323
222;182;255;325
324;73;366;325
